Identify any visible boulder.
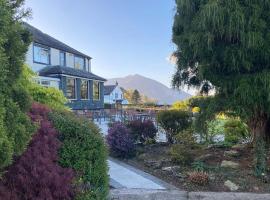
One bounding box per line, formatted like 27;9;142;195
224;150;240;157
162;166;180;173
144;160;162;169
224;180;239;191
221;160;240;169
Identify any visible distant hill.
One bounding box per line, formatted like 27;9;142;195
106;74;191;105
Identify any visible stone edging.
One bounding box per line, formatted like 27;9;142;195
110;189;270;200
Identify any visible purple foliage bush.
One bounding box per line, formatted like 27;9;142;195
106;122;135;158
127;120;157;143
0;103;75;200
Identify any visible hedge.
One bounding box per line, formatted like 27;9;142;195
49;111;109;200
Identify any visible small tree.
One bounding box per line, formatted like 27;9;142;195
157;110;191;143
131;89;141;105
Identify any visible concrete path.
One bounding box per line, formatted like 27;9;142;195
109;158;176;190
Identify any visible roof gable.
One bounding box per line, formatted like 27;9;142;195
23;22;91;59
104;85;117;95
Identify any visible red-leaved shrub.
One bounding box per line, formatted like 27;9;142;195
0;103;75;200
127;120;157;143
106;122;135;158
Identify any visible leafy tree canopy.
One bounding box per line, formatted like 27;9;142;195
172;0;270;141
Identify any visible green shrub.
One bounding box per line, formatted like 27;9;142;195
224;118;250;144
170;144;193;165
171;100;189;111
49;111;109;200
206;119;225;143
170;129;198;165
174;129;197;148
21;65;68;111
157;110;191;143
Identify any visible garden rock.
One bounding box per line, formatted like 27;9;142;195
144;160;162;169
231;144;246;150
224;180;239;191
162;166;180;173
221;160;240;169
224;150;240;157
195;154;213;162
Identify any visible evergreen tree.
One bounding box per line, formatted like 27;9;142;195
0;0;34;171
131;89;141;105
172;0;270;142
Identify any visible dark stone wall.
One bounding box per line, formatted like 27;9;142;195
60;76;104;110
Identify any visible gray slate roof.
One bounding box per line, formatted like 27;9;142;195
104;85;117;95
39;65;106;81
23;22;91;59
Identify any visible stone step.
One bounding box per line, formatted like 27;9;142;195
110;189;187;200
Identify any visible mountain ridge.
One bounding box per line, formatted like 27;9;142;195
105;74;191;105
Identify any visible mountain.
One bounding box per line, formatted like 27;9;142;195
105;74;191;105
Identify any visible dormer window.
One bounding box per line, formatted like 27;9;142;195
60;51;66;66
74;55;85;70
33;43;50;65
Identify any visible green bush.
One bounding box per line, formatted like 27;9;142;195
21;66;68;111
171;100;189;111
170;129;197;165
206;119;226;143
157;110;191;143
170;144;193;165
224;118;250;144
49;111;109;200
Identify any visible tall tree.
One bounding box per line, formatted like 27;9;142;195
131;89;141;105
0;0;33;171
172;0;270;142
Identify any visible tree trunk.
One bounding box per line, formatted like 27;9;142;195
248;112;269;144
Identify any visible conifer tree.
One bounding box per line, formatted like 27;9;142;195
172;0;270;142
131;89;141;105
0;0;33;171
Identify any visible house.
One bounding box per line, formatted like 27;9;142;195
104;82;128;109
23;23;106;110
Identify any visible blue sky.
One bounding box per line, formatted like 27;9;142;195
24;0;176;87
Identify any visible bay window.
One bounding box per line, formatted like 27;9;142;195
74;56;85;70
93;81;100;100
80;79;88;99
60;51;66;66
66;77;76;99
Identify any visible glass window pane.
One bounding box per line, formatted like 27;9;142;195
66;78;76;99
33;44;50;64
80;79;88;99
74;56;85;70
60;51;66;66
93;81;100;100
